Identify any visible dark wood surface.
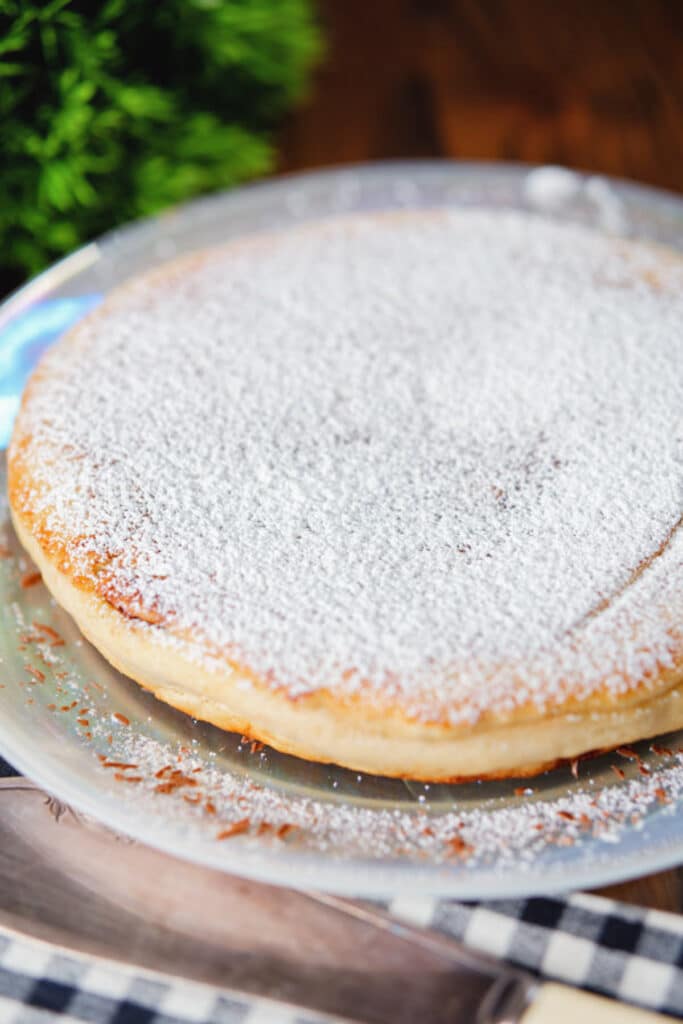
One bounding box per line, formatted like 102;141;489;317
602;870;683;914
278;0;683;914
279;0;683;194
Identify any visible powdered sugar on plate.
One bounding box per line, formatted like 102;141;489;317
109;729;683;869
10;209;683;724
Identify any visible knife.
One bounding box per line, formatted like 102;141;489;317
0;778;667;1022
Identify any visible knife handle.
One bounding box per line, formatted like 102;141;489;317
520;983;669;1023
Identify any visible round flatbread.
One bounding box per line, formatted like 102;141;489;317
9;209;683;779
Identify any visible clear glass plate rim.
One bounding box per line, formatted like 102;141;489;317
1;159;683;897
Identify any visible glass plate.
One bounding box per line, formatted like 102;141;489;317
1;161;683;898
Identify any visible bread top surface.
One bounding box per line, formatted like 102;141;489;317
9;209;683;727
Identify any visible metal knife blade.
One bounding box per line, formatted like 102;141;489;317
0;778;533;1023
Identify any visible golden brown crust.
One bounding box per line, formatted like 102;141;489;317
8;498;683;781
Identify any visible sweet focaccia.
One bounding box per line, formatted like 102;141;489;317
9;210;683;780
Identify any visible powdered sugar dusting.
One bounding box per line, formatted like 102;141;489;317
93;718;683;870
12;209;683;723
121;737;683;867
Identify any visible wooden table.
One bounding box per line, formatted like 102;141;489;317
278;0;683;914
279;0;683;194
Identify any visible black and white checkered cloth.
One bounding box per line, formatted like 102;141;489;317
0;892;682;1022
0;755;681;1022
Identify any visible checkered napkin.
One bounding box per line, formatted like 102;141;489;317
0;756;681;1023
0;891;682;1023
